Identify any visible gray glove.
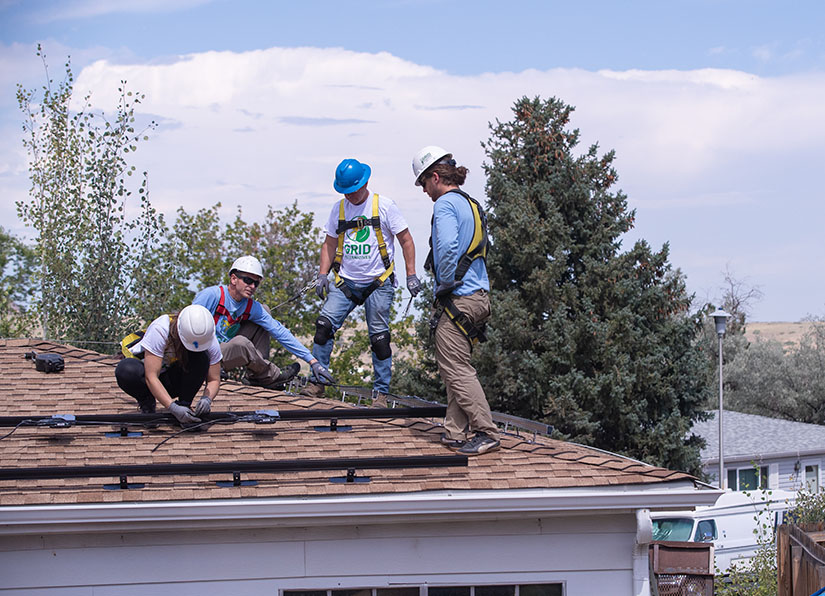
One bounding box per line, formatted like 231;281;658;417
167;402;201;426
406;274;422;297
193;395;212;417
310;361;336;385
435;279;463;298
316;273;330;299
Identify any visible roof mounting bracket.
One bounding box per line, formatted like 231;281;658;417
216;471;257;488
43;414;75;429
313;418;352;433
105;425;143;438
252;409;280;424
103;475;144;490
330;467;370;484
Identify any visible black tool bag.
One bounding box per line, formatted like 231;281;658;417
34;353;65;373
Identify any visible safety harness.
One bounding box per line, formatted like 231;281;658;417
120;314;180;360
426;189;489;349
331;193;395;305
213;285;253;326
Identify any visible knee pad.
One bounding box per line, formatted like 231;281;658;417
314;316;334;345
370;331;392;361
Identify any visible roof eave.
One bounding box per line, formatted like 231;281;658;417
0;481;722;535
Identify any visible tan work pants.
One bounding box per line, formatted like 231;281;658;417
434;290;499;441
220;305;282;385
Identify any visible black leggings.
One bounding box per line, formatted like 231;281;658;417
115;352;209;412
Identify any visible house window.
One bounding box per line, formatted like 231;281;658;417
727;466;768;491
284;585;563;596
805;464;820;492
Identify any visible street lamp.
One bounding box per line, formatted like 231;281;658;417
712;309;730;489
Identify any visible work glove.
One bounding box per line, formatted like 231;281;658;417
193;394;212;417
406;274;422;297
316;273;330;299
310;361;336;385
167;402;201;427
435;279;463;299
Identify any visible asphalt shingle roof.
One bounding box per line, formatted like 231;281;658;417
0;339;696;505
694;409;825;462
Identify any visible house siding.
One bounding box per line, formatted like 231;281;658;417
0;514;639;596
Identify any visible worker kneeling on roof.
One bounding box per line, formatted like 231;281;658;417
413;146;500;456
306;158;420;406
115;305;221;426
193;256;334;389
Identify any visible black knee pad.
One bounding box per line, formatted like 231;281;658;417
370;331;392;361
314;316;334;345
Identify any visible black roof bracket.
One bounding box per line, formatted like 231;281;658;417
103;475;145;491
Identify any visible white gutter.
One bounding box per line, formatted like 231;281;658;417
0;481;722;535
703;446;825;465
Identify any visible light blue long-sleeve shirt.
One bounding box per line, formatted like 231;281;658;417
193;285;314;362
431;190;489;295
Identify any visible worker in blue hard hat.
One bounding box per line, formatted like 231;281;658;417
307;158;420;405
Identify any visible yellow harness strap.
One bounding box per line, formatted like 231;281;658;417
332;193;394;290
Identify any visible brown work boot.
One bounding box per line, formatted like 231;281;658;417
300;382;325;398
372;392;388;408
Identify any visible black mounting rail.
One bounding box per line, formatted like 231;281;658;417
0;406;446;428
0;454;467;482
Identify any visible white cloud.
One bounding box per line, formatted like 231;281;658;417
3;45;825;320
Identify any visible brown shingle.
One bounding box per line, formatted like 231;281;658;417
0;339;696;505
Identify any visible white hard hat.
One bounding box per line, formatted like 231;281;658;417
177;305;216;352
412;145;451;186
229;255;263;278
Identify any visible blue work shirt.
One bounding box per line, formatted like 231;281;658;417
192;285;314;362
431;190;489;295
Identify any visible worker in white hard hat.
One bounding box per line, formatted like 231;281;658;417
115;304;221;426
412;146;500;456
193;255;334;389
308;158;420;405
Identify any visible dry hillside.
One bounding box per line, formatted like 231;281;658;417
745;321;814;348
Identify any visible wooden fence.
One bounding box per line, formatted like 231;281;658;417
778;522;825;596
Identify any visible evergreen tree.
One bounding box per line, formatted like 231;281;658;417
475;96;710;473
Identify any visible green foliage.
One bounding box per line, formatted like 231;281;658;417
787;486;825;525
471;96;710;473
16;46;161;350
725;317;825;423
0;227;38;337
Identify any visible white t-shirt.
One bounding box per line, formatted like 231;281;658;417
324;193;409;284
130;314;222;367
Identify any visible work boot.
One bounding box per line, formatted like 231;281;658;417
371;392;388;408
250;362;301;390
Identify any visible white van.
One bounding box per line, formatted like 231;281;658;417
650;489;796;574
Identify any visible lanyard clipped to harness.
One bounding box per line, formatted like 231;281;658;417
331;193;395;305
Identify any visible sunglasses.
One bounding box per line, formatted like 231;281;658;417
237;275;260;287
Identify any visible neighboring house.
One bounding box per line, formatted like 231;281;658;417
693;410;825;492
0;340;720;596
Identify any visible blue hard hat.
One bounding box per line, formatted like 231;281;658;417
334;158;371;194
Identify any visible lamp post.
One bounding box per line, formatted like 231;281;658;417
712;309;730;489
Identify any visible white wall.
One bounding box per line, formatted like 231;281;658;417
0;514;640;596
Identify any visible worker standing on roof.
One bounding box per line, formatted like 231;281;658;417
307;158;420;406
115;305;220;426
193;256;334;389
412;146;500;456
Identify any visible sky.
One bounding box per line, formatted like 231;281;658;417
1;0;824;322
